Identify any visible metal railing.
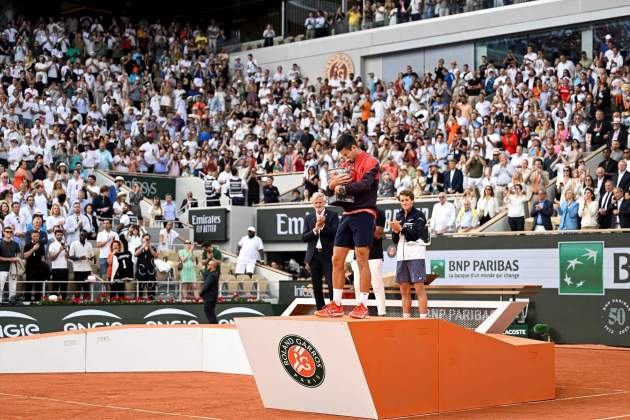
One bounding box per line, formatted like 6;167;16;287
1;277;270;304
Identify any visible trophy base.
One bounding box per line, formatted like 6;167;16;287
329;195;355;206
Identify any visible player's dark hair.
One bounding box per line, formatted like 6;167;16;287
335;133;356;152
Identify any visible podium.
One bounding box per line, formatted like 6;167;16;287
236;316;555;419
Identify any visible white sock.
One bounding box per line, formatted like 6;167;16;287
419;313;428;319
403;313;411;319
333;289;343;305
360;292;369;306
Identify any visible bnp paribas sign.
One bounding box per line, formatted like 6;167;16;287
558;242;604;296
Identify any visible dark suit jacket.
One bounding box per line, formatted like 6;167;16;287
302;210;338;263
608;128;628;148
530;199;553;230
598;158;618;178
612;171;630;193
201;270;219;301
618;199;630;228
598;191;615;228
425;172;445;193
444;169;464;193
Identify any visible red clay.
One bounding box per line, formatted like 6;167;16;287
0;346;629;419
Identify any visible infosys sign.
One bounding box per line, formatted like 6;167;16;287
0;304;273;337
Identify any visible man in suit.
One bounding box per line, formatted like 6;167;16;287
302;192;339;310
619;190;630;228
610;188;630;229
612;160;630;193
598;180;615;229
201;260;220;324
594;167;607;199
608;118;628;148
444;157;464;194
531;190;553;231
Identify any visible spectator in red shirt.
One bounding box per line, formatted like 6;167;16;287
559;78;571;103
502;125;519;155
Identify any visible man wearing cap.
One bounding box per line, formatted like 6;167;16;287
107;176;124;206
609;117;627;148
7;137;22;172
235;227;264;278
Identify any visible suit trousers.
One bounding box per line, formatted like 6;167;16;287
309;251;333;310
203;299;217;324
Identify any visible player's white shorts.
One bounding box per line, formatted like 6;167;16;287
235;261;256;274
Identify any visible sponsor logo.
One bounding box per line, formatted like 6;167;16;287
62;309;123;331
324;53;354;81
504;323;528;338
144;308;199;325
276;213;305;236
601;299;630;336
278;335;325;388
293;284;313;298
0;311;40;338
191;214;222;234
614;253;630;284
216;307;265;325
431;259;445;278
558;242;604;295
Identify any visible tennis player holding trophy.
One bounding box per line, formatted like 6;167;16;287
315;134;380;319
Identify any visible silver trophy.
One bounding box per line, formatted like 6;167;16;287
327;167;354;205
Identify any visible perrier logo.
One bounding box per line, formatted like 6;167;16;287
558;242;604;295
431;260;445;278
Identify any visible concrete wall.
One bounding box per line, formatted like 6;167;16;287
234;0;630;79
0;325;251;375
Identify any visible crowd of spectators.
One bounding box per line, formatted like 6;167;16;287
289;0;534;43
0;11;629;303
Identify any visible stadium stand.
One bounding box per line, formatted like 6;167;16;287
0;2;628;306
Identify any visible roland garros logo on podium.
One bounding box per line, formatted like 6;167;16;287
278;335;325;388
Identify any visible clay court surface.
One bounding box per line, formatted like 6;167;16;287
1;345;629;420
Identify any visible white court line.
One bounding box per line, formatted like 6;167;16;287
557;386;628;392
391;390;630;419
0;392;222;419
594;415;630;420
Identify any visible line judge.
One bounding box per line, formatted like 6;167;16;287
301;192;338;310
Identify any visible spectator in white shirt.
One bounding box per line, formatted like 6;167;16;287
504;184;529;231
236;226;264;277
158;221;181;253
69;230;94;298
96;219;118;279
430;193;456;234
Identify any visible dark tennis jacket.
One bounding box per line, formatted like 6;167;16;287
328;151;380;214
